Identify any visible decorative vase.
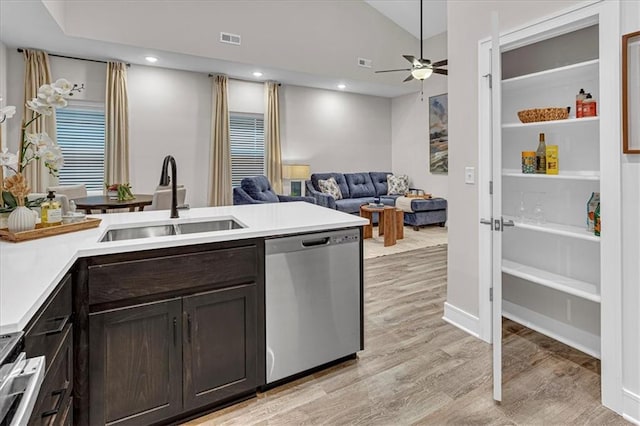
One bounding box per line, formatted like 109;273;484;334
8;206;37;233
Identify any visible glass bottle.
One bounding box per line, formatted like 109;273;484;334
536;133;547;174
41;190;62;227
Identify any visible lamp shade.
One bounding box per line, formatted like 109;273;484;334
282;164;311;180
411;66;433;80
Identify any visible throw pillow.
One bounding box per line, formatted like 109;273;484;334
387;174;409;195
318;177;343;200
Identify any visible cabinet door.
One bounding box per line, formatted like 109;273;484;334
183;284;257;411
89;299;183;426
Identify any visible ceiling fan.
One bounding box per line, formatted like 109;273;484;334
375;0;448;82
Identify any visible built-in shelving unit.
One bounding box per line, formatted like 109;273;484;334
502;169;600;181
498;26;602;363
502;116;599;129
501;59;599;91
502;260;600;302
503;215;600;242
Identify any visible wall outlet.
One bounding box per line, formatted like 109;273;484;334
465;167;475;184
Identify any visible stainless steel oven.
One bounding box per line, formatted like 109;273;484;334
0;332;45;425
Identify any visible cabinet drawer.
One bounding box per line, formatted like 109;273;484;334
29;324;73;426
25;275;72;374
88;245;258;305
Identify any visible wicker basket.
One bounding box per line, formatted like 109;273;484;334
517;107;569;123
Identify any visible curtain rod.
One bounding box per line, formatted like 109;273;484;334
16;48;131;67
208;74;281;86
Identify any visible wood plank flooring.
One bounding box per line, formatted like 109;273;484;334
185;245;627;425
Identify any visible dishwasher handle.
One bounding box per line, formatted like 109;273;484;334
301;237;330;247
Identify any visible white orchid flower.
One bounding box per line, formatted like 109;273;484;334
52;79;73;95
0;105;16;121
0;147;18;168
26;98;53;116
41;145;64;171
46;93;68;108
37;84;55;100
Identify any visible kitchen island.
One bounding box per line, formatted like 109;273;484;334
0;202;367;425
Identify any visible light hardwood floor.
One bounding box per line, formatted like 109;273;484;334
186;245;627;425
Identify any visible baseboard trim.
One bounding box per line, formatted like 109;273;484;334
623;388;640;425
442;302;480;338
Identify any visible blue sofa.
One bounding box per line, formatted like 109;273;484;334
305;172;399;213
234;176;316;205
305;172;446;228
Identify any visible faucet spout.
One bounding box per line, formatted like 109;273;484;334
159;155;179;218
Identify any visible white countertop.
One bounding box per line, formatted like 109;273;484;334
0;202;367;333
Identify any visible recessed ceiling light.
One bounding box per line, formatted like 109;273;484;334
253;71;263;77
337;84;346;90
145;56;158;63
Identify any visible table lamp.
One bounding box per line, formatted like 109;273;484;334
282;164;310;196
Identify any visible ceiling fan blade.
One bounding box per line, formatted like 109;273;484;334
403;55;420;67
375;69;412;73
431;59;448;67
403;74;415;82
433;68;448;76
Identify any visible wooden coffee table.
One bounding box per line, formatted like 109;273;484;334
359;204;404;247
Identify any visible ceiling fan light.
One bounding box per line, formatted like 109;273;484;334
411;67;433;80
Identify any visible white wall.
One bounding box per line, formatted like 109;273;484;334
0;42;7;148
127;65;212;207
280;85;392;173
621;0;640;420
391;32;448;198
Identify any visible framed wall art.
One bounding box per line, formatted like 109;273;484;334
429;93;448;173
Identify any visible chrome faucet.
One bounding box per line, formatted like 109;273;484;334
159;155;179;219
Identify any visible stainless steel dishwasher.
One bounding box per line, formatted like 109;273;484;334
265;228;362;384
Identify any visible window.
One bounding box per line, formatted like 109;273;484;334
230;114;265;187
55;104;105;191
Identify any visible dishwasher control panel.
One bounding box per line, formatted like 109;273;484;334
330;234;359;245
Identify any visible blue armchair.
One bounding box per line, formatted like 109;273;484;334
233;176;316;205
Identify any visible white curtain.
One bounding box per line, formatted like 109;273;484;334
105;62;130;184
209;75;232;206
265;81;283;193
22;49;57;192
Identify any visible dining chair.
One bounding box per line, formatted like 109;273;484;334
46;184;88;201
150;186;186;211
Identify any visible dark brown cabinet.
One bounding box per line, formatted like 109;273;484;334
25;274;74;426
75;240;264;425
89;299;183;426
183;284;257;410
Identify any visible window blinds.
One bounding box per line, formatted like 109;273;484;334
230;114;265;187
55;108;105;191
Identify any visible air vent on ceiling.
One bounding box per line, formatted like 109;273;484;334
358;57;372;68
220;32;241;45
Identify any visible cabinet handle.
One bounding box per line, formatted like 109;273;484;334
187;314;192;343
173;317;177;346
41;387;66;418
33;315;71;336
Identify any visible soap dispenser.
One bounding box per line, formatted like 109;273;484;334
41;191;62;227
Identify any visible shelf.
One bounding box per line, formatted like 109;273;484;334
502;59;599;92
502;169;600;181
502;260;600;303
502;301;600;359
502;116;599;129
503;216;600;242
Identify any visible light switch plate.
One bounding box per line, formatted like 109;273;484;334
465;167;475;184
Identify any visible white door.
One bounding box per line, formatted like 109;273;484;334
490;11;503;403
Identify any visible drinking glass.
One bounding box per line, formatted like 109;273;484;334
532;193;545;224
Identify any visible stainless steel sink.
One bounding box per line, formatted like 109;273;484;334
176;219;243;235
100;225;177;242
100;219;244;242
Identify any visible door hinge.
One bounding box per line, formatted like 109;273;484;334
489;180;493;195
483;73;492;88
490;287;493;302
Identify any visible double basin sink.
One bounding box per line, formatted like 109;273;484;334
100;219;244;242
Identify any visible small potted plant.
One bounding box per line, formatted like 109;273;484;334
105;183;135;201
